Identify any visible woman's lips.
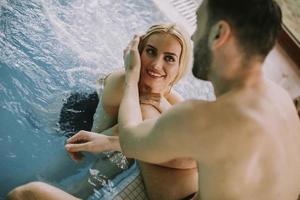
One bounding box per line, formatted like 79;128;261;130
146;69;165;79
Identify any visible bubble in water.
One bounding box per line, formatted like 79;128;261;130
7;135;12;143
6;152;16;158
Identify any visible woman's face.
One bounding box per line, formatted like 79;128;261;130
139;33;182;94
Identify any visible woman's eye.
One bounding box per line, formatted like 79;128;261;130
165;56;175;63
146;48;155;56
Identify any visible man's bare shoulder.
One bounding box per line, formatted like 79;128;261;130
167;98;265;160
155;99;212;128
167;99;214;117
158;99;217;138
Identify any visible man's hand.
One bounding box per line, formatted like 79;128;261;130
65;130;120;161
123;35;141;84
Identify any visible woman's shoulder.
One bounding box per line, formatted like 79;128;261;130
102;69;125;112
104;69;125;86
102;69;126;93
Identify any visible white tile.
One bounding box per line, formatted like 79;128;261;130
263;44;300;99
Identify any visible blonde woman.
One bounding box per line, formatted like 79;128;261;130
8;24;197;200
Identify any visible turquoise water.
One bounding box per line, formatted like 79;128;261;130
0;0;168;198
0;0;214;198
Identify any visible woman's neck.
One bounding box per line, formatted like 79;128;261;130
138;82;167;100
138;82;172;114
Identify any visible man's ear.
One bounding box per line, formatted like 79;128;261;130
208;21;231;50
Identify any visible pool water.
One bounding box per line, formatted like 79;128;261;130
0;0;213;198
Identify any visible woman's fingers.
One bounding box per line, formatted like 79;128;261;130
131;35;140;50
64;131;97;161
123;47;130;60
123;35;140;56
65;142;90;152
65;131;92;155
69;152;85;161
66;130;90;144
123;35;141;83
65;138;87;161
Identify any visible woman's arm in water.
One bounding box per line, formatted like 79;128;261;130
66;70;126;160
65;130;121;158
65;104;161;160
91;70;126;133
65;94;176;160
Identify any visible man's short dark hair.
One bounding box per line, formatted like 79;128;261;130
207;0;282;58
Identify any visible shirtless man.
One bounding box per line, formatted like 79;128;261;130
119;0;300;199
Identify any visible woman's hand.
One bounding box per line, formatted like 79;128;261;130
123;35;141;84
65;130;120;161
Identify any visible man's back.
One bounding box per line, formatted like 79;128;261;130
193;79;300;200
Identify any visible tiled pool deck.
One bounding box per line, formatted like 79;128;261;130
276;0;300;45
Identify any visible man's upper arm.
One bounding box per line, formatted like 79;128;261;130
120;100;203;163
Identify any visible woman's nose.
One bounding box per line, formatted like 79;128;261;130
151;57;164;69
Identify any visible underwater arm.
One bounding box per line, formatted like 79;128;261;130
91;70;126;133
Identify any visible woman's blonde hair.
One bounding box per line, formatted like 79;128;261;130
139;24;193;85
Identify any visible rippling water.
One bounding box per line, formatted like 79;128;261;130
0;0;213;198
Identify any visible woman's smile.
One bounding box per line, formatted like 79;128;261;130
139;33;182;94
146;69;166;79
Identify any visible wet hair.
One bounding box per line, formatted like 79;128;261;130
206;0;282;58
138;24;192;85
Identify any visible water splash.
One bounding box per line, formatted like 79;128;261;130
88;168;117;197
103;151;130;170
0;0;214;198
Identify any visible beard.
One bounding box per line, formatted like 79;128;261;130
192;32;212;81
